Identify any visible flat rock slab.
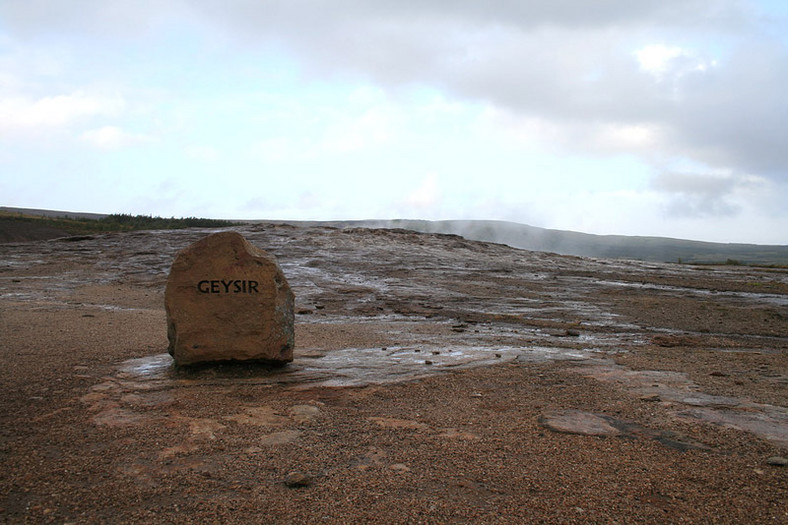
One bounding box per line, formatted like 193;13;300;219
540;409;710;451
165;231;294;366
540;409;621;436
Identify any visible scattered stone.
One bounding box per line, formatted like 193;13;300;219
284;471;312;487
566;329;581;337
425;360;433;365
389;463;410;472
540;409;620;436
709;371;729;377
766;456;787;466
640;394;661;402
165;231;295;366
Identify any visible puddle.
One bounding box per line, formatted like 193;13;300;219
516;347;596;362
115;343;546;389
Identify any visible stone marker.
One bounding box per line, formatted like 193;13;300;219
165;231;295;366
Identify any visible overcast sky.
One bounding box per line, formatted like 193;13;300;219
1;1;786;243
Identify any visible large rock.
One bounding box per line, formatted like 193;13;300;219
165;231;294;366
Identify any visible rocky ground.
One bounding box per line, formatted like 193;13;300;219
1;224;786;523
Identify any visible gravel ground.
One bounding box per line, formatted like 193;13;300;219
1;225;786;523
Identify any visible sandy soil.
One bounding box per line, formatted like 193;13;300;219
1;224;786;523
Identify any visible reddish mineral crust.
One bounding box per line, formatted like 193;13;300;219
165;231;294;366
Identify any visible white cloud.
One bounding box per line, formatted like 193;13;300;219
316;106;398;154
651;171;771;218
184;144;220;162
1;0;785;243
593;123;661;152
80;125;152;150
249;138;299;163
635;45;687;75
405;173;441;210
0;92;125;134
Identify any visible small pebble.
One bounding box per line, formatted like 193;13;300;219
766;456;787;466
424;360;433;365
640;394;661;402
284;471;312;487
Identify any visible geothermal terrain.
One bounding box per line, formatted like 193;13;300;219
1;224;787;523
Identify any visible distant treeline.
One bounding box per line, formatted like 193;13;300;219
98;213;240;230
0;211;240;242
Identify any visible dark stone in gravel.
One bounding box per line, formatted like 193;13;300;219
284;471;312;487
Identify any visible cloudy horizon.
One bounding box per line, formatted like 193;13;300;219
1;1;786;244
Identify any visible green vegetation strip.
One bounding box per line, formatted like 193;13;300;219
0;211;240;235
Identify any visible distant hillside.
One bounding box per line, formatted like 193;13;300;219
3;208;786;265
294;219;788;266
0;207;239;243
0;206;108;221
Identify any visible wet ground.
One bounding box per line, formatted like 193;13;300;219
3;224;788;435
1;224;787;522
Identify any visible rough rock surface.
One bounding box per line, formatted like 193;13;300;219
165;231;294;365
1;223;786;523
